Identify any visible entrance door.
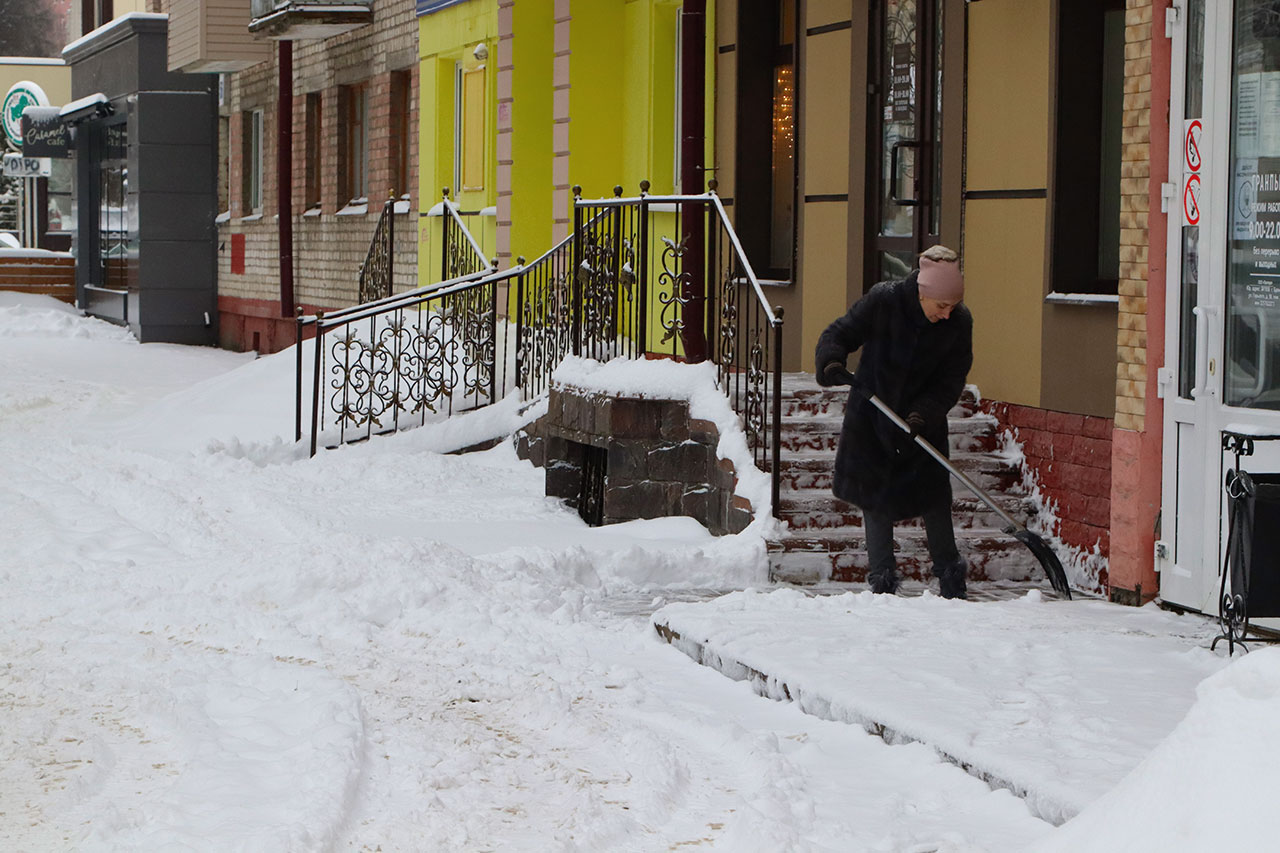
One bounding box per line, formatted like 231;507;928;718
1162;0;1280;615
867;0;943;284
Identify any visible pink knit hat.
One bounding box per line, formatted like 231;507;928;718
918;256;964;302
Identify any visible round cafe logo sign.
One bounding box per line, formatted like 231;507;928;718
3;81;50;149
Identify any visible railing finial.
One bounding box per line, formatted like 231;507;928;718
708;178;719;193
572;184;582;199
639;179;650;195
389;187;396;201
774;305;784;321
442;187;451;199
613;185;623;198
517;255;527;266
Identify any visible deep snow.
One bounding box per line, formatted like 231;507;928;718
0;292;1272;852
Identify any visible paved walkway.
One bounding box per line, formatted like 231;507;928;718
652;584;1229;825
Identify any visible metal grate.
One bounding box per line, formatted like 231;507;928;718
578;443;607;526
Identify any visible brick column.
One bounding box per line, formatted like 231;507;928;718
1108;0;1166;606
552;0;572;241
497;0;515;263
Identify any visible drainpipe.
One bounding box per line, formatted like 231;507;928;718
278;40;295;317
680;0;707;362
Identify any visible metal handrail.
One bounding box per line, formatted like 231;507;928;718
357;196;394;304
441;196;490;270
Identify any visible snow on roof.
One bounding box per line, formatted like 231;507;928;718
61;12;169;57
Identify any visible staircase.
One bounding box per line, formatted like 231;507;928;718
768;374;1043;585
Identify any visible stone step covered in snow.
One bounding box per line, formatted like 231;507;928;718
767;374;1041;586
776;451;1023;494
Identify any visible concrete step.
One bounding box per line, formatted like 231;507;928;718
767;532;1042;585
776;451;1024;494
779;426;999;455
777;492;1036;532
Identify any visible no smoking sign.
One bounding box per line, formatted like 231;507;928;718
1185;119;1203;173
1184;173;1202;226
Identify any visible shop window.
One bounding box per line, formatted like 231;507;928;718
341;83;369;203
81;0;113;35
390;71;412;200
304;93;322;210
455;62;486;193
217;115;230;215
1050;0;1126;295
735;0;796;280
242;109;263;215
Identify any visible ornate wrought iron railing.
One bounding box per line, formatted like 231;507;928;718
296;182;783;515
357;196;394;304
566;183;784;503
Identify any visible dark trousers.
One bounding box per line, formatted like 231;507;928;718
863;503;962;584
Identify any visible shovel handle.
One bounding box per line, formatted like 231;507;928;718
826;364;1026;534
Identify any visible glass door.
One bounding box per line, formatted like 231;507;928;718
867;0;943;284
1162;0;1280;615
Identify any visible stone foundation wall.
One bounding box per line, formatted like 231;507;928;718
517;383;754;535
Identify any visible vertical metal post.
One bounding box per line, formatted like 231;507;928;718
490;259;499;403
679;0;707;361
515;259;526;396
705;192;719;360
295;307;304;442
638;181;650;356
771;307;784;518
309;312;324;458
571;185;583;357
387;192;395;296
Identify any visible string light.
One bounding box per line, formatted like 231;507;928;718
772;63;794;158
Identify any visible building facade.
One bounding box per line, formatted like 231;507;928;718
215;0;420;354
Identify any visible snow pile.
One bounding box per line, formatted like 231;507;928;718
1036;646;1280;851
0;290;133;342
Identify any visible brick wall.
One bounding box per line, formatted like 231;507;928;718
216;0;419;351
986;402;1114;569
1116;0;1153;431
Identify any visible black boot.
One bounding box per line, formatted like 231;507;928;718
868;569;899;595
936;560;968;600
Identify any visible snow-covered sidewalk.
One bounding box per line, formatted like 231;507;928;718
6;292;1280;852
653;588;1227;825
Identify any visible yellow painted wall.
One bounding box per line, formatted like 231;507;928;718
0;62;71;110
964;199;1046;407
507;0;554;264
418;2;499;284
963;0;1052;407
965;0;1051;191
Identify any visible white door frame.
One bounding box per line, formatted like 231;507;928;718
1161;0;1280;620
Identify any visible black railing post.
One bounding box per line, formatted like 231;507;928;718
310;312;325;458
295;307;304;443
515;257;526;396
490;259;499;403
638;180;650;355
772;306;784;518
571;185;583;357
705;182;719;356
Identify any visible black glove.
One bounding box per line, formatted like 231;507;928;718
818;360;846;387
821;362;866;399
904;411;926;438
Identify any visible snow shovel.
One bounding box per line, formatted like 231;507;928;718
827;366;1072;599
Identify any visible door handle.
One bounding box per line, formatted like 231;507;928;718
890;139;920;206
1190;305;1218;399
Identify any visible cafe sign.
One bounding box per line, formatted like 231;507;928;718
20;106;70;157
2;81;50;149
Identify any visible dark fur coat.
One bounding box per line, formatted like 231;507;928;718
814;272;974;521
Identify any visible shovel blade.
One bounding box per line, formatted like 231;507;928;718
1012;529;1072;599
